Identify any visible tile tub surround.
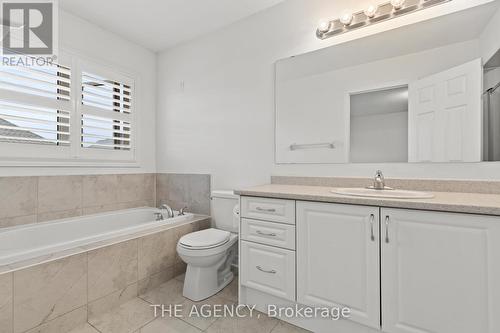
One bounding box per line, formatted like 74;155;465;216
236;184;500;216
0;173;213;229
0;217;210;333
271;176;500;194
0;174;156;229
156;173;211;215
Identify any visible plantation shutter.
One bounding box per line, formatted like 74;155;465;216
0;63;71;146
80;72;132;151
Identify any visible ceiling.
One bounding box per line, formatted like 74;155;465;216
60;0;284;52
351;86;409;117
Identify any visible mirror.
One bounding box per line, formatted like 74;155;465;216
276;1;500;164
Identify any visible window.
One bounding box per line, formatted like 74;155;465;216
0;54;136;165
81;71;132;151
0;63;71;146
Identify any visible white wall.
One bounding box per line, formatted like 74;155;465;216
0;10;157;176
350;112;408;164
480;1;500;63
156;0;498;189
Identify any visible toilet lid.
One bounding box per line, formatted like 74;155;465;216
179;228;231;249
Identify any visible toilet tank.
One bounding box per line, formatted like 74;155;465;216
211;190;239;233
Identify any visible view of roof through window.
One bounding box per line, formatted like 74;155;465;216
81;72;132;150
0;64;71;146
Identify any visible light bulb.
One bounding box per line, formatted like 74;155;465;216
317;19;331;33
364;4;378;18
340;11;353;25
390;0;406;10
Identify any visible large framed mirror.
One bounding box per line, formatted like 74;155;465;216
275;0;500;164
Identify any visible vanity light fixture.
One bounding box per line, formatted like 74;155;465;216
390;0;406;10
317;19;331;33
340;11;354;25
316;0;451;40
364;4;378;18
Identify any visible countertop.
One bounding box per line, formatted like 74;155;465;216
235;184;500;216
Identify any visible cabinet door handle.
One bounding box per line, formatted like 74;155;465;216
256;266;277;274
370;214;375;241
256;230;277;237
385;215;390;244
256;207;276;213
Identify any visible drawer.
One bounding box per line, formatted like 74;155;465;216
240;241;296;301
241;197;295;224
241;218;295;250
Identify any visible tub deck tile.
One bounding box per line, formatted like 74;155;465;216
13;254;87;333
87;240;138;302
138;229;176;280
0;272;12;333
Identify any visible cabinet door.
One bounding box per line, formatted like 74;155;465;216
297;201;380;329
240;241;296;301
381;208;500;333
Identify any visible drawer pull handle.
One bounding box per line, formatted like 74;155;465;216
385;215;390;244
256;266;277;274
370;214;375;242
256;207;276;213
256;230;277;237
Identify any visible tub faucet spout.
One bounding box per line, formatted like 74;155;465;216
159;204;174;218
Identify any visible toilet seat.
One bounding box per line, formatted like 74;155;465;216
179;228;231;250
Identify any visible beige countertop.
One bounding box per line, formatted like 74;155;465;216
235;184;500;216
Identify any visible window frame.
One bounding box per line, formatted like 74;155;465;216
76;59;137;163
0;49;139;167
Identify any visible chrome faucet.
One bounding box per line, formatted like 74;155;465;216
159;203;174;219
373;170;385;190
179;206;188;216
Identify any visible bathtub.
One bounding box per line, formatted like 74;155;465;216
0;207;195;266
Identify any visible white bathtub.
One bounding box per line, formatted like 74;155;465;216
0;207;195;266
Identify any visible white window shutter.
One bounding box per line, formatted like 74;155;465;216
80;71;133;151
0;63;72;146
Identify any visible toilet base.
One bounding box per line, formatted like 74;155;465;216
183;269;234;301
183;263;234;301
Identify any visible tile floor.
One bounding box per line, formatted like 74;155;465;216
68;274;311;333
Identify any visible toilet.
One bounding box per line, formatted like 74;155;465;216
177;190;239;301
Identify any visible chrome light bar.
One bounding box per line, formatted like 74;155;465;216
316;0;452;40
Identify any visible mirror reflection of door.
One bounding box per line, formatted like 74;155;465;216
408;59;483;163
484;48;500;161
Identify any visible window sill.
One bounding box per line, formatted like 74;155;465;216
0;158;140;168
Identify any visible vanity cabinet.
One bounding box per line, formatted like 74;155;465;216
240;197;297;301
296;201;381;329
381;208;500;333
240;196;500;333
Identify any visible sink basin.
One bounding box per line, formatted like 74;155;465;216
331;187;434;199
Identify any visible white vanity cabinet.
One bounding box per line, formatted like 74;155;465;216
240;197;297;302
240;196;500;333
381;208;500;333
296;201;381;329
